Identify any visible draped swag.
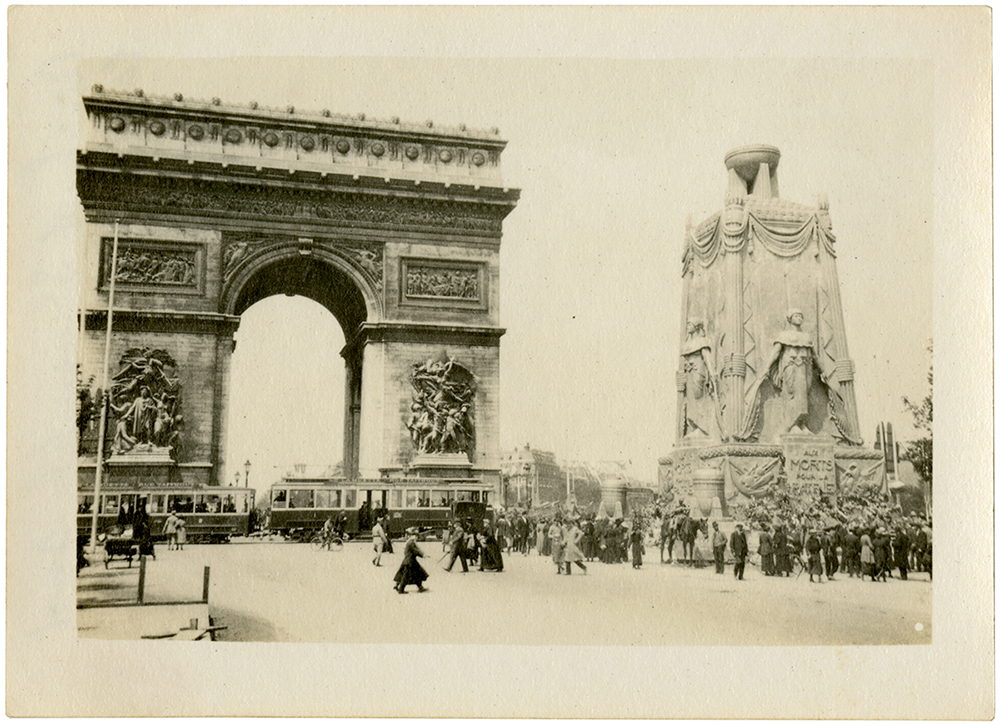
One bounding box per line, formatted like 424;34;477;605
686;210;837;268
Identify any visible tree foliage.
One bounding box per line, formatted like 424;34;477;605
76;366;98;456
902;343;933;490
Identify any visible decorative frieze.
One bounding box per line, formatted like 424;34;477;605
79;174;506;235
400;258;487;310
100;238;203;294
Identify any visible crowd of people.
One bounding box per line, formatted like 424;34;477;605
440;510;654;572
696;510;933;584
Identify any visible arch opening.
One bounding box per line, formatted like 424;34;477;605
231;256;368;337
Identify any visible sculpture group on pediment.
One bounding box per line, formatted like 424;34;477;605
405;352;476;457
112;245;196;286
108;347;183;457
678;320;723;439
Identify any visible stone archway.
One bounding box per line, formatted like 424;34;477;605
76;88;519;493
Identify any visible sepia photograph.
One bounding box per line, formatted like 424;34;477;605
7;6;993;719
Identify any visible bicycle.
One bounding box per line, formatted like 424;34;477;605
310;530;344;552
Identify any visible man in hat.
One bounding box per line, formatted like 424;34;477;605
805;528;824;583
711;521;727;574
730;523;748;580
758;523;774;576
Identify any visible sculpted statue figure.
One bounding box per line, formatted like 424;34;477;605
739;310;842;438
405;352;476;457
678;321;721;438
110;386;157;446
107;347;183;455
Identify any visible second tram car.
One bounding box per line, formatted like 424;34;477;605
267;478;492;540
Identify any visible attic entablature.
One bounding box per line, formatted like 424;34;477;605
80;87;510;188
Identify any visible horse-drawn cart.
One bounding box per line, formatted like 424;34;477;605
102;527;139;568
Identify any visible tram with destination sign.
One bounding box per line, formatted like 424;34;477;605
77;486;256;544
266;478;493;540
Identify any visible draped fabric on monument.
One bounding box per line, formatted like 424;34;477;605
661;145;882;513
686;210;838;269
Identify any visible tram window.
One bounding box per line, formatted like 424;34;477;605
149;495;166;514
483;492;489;504
314;490;331;509
454;491;471;503
289;490;313;509
78;495;94;514
222;495;237;513
196;495;220;513
120;494;138;517
331;489;342;508
471;491;481;503
102;495;119;515
390;489;403;509
170;495;194;514
240;493;251;513
430;490;451;508
272;490;287;509
416;490;431;508
343;489;356;508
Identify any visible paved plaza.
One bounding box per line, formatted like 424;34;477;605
81;539;932;645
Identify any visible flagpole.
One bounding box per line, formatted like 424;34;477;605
89;221;120;552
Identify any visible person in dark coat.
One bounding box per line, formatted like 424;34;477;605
893;526;911;581
873;528;891;582
773;524;791;577
730;523;748;580
843;527;860;577
132;499;155;560
443;520;469;573
806;529;823;583
822;527;838;580
758;524;774;576
478;520;504;572
394;528;428;594
630;524;644;569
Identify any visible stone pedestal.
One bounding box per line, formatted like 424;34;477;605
106;450;178;487
407;453;474;479
781;434;836;497
600;482;627;519
692;467;728;519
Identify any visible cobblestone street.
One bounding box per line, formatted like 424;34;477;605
101;539;932;646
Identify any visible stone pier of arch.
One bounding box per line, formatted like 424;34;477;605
76;88;519;495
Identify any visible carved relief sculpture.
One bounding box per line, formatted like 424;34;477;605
677;320;723;439
108;347;183;457
738;310;851;440
405;351;476;458
109;243;197;286
405;265;480;300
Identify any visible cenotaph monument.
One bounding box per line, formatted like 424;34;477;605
660;145;886;519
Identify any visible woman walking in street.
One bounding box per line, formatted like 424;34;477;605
629;521;644;569
860;528;874;582
393;528;428;594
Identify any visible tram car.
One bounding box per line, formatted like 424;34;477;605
77;486;256;544
266;478;493;541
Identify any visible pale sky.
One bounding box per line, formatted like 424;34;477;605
76;54;936;487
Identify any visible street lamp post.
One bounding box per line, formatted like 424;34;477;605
244;460;251;488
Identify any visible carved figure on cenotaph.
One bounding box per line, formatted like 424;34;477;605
738;310;846;440
678;321;723;439
406;352;476;457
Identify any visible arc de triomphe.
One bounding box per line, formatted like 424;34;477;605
76;88;519;492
